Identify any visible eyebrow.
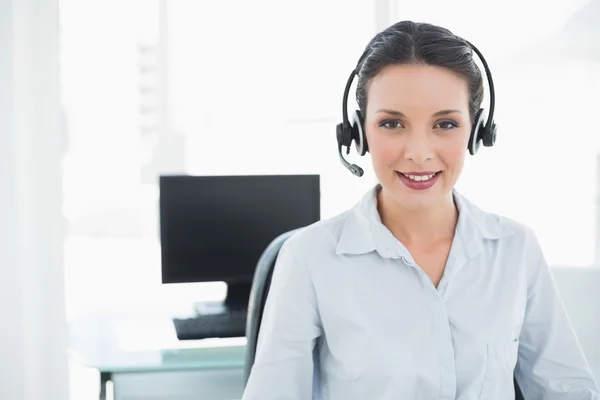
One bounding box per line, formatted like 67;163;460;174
375;109;462;117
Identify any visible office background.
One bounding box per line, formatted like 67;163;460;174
1;0;599;399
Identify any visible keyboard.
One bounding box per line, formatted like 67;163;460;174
173;309;247;340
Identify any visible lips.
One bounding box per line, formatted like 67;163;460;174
396;171;441;190
399;171;441;182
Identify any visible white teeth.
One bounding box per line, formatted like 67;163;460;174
402;172;437;181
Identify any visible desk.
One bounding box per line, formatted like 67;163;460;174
68;310;246;400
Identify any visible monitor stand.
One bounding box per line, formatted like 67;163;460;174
193;281;252;316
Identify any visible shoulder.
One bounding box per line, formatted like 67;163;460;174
492;212;544;261
486;210;536;242
281;208;353;262
464;196;546;269
461;197;548;282
456;191;537;244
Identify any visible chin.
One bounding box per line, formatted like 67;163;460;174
395;191;444;211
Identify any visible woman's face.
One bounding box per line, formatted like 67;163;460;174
364;63;472;211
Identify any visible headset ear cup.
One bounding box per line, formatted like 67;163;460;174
482;121;497;147
468;109;485;155
352;110;368;156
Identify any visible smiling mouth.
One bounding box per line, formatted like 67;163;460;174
398;171;442;182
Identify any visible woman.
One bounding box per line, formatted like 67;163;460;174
242;21;599;399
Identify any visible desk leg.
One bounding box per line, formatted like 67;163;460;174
99;372;112;400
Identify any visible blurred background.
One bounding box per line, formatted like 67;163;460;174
2;0;599;399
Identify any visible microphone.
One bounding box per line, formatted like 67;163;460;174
337;144;364;177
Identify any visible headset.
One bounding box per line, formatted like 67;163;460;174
335;40;497;178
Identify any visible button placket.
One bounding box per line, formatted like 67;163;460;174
400;253;457;398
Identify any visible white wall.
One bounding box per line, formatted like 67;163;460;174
0;0;69;398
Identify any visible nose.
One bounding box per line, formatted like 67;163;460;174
404;133;434;165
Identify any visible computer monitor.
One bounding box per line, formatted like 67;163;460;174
159;174;320;309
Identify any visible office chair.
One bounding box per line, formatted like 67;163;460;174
244;228;300;381
243;230;525;400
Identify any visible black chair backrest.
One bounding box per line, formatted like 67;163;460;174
244;229;299;383
515;377;525;400
242;229;525;399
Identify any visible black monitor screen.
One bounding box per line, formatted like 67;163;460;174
159;174;320;284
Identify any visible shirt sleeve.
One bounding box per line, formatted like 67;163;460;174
242;237;322;400
515;229;600;399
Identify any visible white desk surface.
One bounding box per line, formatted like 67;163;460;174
68;309;246;373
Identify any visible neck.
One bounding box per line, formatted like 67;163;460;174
377;187;458;249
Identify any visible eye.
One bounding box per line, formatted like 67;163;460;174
379;119;405;130
435;120;459;130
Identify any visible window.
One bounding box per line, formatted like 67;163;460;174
60;0;379;321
